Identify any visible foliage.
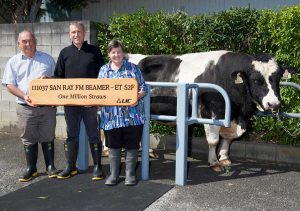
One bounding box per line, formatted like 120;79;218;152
149;120;176;135
95;5;300;146
249;5;300;145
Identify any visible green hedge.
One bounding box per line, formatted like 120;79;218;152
96;5;300;146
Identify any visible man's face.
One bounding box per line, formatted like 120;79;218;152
69;25;86;47
17;31;37;58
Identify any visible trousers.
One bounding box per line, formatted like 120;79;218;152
16;104;57;145
64;106;101;143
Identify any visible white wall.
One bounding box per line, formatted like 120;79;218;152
0;21;98;138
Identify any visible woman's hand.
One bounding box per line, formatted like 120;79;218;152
138;90;146;99
130;90;146;107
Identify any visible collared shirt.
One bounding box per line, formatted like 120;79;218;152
2;51;56;104
98;59;148;130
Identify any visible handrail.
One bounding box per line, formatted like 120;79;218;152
146;82;231;127
142;82;231;186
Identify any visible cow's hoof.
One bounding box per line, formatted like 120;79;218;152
219;159;231;166
210;165;224;172
149;152;158;158
103;149;109;156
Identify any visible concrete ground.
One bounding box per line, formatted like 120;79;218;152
0;132;300;211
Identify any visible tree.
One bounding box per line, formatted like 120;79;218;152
0;0;88;23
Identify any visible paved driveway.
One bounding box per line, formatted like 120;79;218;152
1;132;300;211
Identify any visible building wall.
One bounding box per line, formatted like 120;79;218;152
82;0;300;23
0;21;98;138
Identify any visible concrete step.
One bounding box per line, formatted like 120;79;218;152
149;134;300;165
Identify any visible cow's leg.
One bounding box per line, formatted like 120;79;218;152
204;124;223;172
218;122;246;166
218;139;232;165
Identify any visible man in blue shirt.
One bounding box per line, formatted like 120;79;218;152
2;31;58;182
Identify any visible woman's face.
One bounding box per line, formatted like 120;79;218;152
109;46;124;65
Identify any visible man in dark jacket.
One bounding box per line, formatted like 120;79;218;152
55;21;105;180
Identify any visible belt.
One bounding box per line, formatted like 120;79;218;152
19;104;47;108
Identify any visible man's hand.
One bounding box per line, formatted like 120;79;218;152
24;95;36;107
6;84;37;107
38;75;53;79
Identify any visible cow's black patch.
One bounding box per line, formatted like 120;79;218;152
137;55;182;116
194;52;258;129
137;55;181;82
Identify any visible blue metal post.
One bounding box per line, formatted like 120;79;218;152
78;120;89;170
191;87;198;119
175;83;189;186
141;84;151;180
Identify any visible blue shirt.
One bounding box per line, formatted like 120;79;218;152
2;51;56;104
98;59;148;130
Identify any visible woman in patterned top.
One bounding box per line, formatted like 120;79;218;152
98;40;148;186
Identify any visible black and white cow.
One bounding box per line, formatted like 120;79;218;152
127;51;298;172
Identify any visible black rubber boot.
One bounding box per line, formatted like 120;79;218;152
90;142;103;180
19;143;38;182
105;148;121;186
57;142;79;179
125;149;139;186
42;141;58;178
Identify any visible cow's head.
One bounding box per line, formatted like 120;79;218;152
231;54;298;112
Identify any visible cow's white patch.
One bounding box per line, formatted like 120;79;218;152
218;122;245;161
204;124;221;166
218;139;231;161
219;121;246;140
252;58;280;110
253;100;264;111
128;54;147;65
175;51;229;83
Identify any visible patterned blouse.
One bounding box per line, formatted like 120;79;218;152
98;59;148;130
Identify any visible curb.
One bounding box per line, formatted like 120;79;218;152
149;134;300;165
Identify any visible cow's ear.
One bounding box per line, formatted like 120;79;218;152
282;66;298;79
231;71;245;84
282;66;298;74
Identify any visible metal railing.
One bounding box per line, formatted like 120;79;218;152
57;81;299;186
141;82;231;186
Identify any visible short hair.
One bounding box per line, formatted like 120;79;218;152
108;39;124;53
18;30;36;41
70;21;85;32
